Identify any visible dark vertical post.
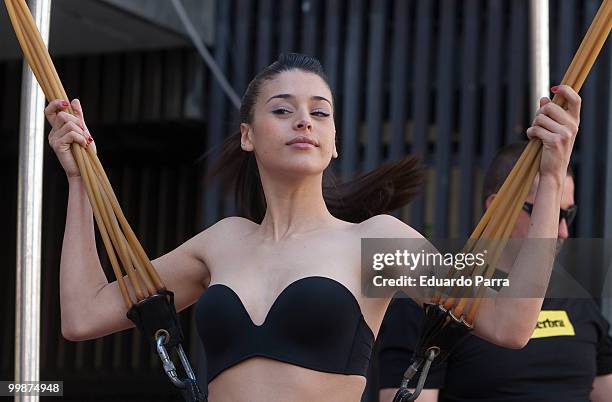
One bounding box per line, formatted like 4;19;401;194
506;0;528;144
458;0;480;236
280;0;297;52
576;0;599;236
256;0;273;70
364;0;386;171
340;0;364;178
323;0;341;92
301;0;320;56
433;0;456;237
388;0;410;162
409;0;433;231
482;0;503;168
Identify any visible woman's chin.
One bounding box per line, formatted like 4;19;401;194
270;161;328;179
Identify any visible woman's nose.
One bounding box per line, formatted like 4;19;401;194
294;115;312;131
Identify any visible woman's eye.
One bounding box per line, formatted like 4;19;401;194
312;111;330;117
272;108;291;115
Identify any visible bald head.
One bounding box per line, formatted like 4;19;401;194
482;141;573;206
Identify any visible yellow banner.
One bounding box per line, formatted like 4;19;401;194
531;310;575;339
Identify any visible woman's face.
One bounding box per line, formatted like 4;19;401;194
240;69;337;178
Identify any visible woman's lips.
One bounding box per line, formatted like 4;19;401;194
288;142;316;149
286;136;319;148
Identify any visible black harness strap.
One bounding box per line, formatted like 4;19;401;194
393;303;472;402
127;290;207;402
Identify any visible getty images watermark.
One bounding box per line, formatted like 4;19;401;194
369;247;509;289
361;238;612;300
360;238;526;299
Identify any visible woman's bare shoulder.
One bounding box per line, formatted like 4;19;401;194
189;216;258;245
172;216;257;283
210;216;258;231
181;217;255;264
355;214;423;239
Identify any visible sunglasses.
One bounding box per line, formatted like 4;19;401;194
522;202;577;226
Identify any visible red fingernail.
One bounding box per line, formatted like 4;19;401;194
87;136;93;143
61;100;69;107
551;86;559;93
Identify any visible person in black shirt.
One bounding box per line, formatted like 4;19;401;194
377;142;612;402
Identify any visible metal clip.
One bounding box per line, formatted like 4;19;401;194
393;348;439;402
156;331;198;388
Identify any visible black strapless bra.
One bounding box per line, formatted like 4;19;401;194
195;276;375;383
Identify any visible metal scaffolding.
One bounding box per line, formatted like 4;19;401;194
14;0;52;401
529;0;550;113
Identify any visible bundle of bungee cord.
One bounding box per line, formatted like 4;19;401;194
394;2;612;401
4;0;206;400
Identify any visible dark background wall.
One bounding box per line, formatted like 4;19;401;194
1;0;610;400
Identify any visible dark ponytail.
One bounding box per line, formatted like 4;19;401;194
208;53;425;223
322;156;424;223
209;131;266;220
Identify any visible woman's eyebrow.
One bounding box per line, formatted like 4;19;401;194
311;95;332;106
266;94;332;106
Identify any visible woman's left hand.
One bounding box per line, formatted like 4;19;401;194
526;84;581;184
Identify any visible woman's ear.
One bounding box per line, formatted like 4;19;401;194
484;194;496;210
332;131;338;158
240;123;254;152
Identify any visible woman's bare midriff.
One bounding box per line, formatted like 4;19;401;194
207;357;367;402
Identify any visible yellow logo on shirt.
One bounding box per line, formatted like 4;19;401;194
531;310;575;339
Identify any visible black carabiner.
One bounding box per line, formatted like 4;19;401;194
392;348;438;402
127;290;207;402
156;333;207;402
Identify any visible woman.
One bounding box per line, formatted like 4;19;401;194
45;53;581;402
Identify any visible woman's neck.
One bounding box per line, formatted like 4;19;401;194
257;172;338;241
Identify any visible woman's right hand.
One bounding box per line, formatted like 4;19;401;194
526;85;581;185
45;98;95;178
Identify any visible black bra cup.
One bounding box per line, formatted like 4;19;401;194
195;276;375;383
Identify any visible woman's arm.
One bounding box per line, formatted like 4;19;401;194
46;98;215;341
474;85;581;348
365;85;581;349
60;177;213;340
473;176;560;348
365;191;560;348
